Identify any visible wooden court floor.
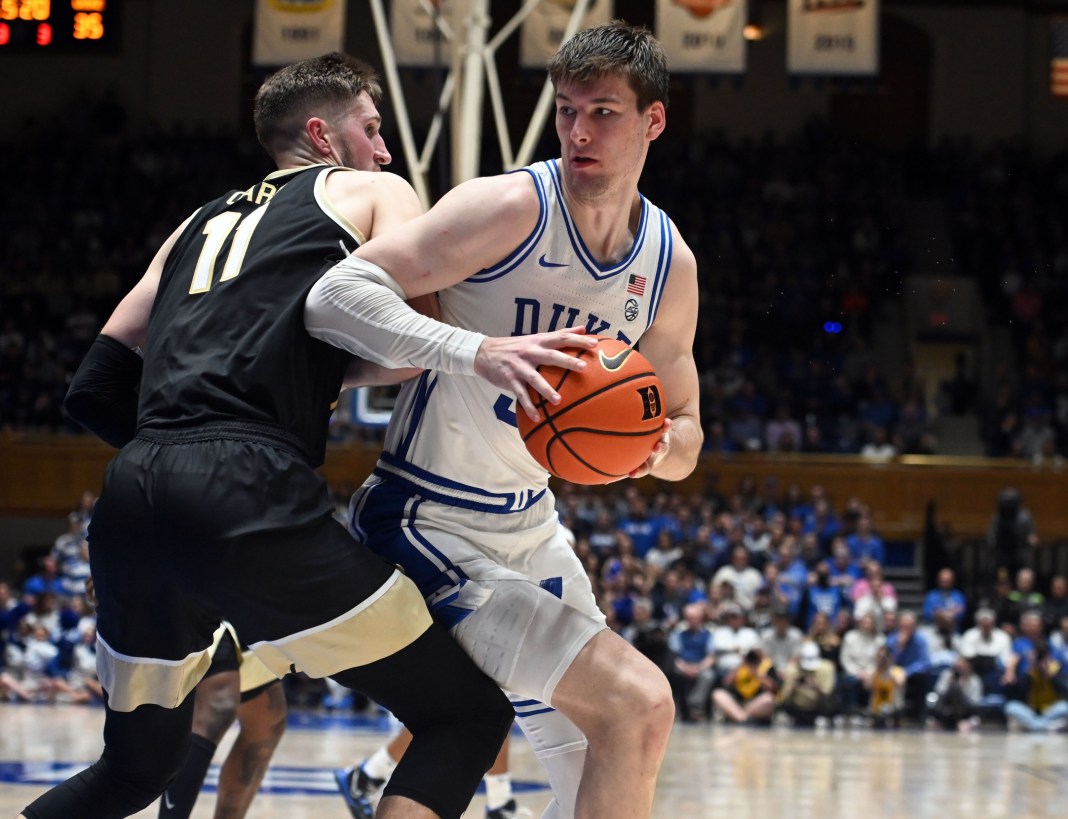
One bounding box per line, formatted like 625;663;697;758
2;703;1067;818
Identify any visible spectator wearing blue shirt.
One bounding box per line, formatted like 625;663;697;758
846;513;885;565
667;603;717;722
803;562;845;630
22;555;67;599
827;537;864;595
885;610;932;717
922;568;968;631
618;495;660;559
1003;610;1047;698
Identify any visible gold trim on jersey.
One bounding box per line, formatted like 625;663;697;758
96;623;229;712
248;570;431;678
315;167;368;247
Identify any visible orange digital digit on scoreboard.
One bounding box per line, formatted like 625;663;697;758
0;0;117;49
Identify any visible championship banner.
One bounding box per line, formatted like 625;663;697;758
1053;17;1068;98
252;0;346;67
787;0;879;76
655;0;747;74
520;0;614;70
390;0;467;67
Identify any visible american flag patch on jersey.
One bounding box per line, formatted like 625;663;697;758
627;274;647;296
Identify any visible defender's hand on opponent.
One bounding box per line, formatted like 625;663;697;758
474;328;597;421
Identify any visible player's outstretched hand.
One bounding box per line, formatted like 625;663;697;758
474;328;597;421
626;417;673;480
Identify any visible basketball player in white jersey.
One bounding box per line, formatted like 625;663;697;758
305;23;701;818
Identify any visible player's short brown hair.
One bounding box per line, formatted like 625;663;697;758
548;21;669;111
253;52;383;161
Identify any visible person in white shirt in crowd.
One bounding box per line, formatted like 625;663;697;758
852;561;898;629
838;612;885;715
712;603;761;677
959;607;1014;694
712;546;764;610
760;606;804;673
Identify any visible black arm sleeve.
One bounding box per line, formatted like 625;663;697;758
63;334;143;449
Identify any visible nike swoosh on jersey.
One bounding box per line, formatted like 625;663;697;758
599;347;633;371
538;254;569;268
163;792;176;810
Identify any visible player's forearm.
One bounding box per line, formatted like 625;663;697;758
305;257;485;375
650;413;702;481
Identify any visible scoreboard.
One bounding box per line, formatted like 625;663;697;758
0;0;118;50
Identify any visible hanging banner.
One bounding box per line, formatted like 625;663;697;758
655;0;747;74
252;0;346;67
390;0;467;67
520;0;614;70
1053;17;1068;98
787;0;879;76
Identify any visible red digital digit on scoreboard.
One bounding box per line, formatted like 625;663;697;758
36;20;50;45
0;22;9;45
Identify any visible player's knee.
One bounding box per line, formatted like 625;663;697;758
592;661;674;749
100;730;190;800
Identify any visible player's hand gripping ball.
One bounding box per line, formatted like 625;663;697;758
517;337;665;484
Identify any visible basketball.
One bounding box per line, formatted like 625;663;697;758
517;337;666;484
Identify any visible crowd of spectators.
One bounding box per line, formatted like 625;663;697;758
553;478;1068;732
3;98;1067;460
5;480;1068;737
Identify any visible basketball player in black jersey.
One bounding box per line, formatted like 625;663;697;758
18;53;523;819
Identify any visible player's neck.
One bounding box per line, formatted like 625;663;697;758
561;185;642;266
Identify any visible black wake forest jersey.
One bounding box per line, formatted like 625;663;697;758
138;165;363;466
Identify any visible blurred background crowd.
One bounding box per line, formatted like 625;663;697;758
5;478;1068;735
2;108;1068;462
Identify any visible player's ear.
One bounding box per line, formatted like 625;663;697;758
645;101;666;142
306;117;332;158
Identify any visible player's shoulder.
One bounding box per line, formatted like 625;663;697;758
443;168;540;216
326;168;416;198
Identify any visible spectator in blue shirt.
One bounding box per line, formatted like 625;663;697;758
846;513;885;565
885;610;932;716
922;567;968;631
667;603;717;722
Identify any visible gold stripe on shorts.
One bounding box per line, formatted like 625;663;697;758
97;623;228;712
238;649;280;693
248;570;432;679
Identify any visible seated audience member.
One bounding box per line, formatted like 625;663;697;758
712;603;761;676
919;609;962;674
1044;575;1068;634
748;585;777;631
927;655;983;732
22;555;66;599
867;645;905;728
51;514;92;599
1050;615;1068;660
802;562;845;630
711;636;779;725
1003;638;1068;732
852;561;898;630
712;546;763;610
885;610;932;717
1002;610;1048;699
645;530;684;574
667;603;717;722
808;611;843;668
67;621;104;702
921;568;967;630
959;607;1014;694
845;513;885;565
777;642;839;727
761;606;804;673
1004;567;1045;626
839;613;885;714
826;537;863;594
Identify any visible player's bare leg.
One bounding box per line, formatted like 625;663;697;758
212;683;286;819
549;630;674;819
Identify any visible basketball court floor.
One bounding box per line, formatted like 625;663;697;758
2;703;1067;818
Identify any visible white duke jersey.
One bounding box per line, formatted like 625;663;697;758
375;159;676;514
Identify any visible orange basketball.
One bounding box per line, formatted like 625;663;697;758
517;337;666;485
